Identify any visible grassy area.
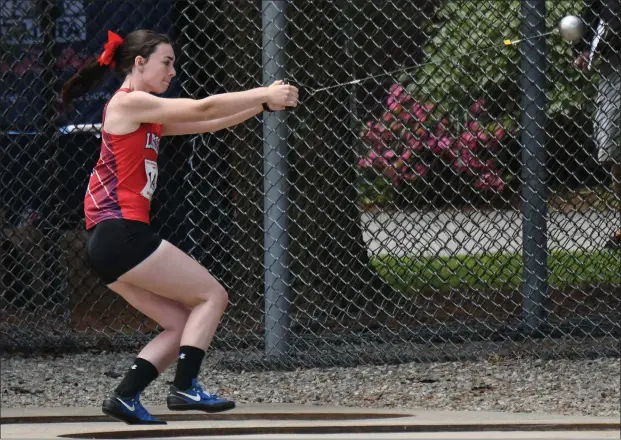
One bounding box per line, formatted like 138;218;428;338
371;249;621;294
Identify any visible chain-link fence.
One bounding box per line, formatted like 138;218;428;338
1;0;620;369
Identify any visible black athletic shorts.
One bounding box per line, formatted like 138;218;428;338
86;219;162;285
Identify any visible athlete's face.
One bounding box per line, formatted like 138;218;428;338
137;43;176;94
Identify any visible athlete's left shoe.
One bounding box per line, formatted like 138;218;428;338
166;378;235;412
102;392;166;425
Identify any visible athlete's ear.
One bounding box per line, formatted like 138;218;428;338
135;56;146;71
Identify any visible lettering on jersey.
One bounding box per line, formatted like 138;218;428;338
145;132;160;154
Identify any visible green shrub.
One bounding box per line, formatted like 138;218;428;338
356;0;603;208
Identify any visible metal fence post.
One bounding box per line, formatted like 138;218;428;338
519;0;549;331
262;0;291;358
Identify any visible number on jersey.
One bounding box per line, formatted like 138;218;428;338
141;159;158;200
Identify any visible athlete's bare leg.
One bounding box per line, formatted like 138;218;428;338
106;281;190;371
116;239;228;352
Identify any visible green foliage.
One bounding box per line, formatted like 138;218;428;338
399;0;597;117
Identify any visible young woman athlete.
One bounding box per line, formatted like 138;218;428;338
61;29;298;425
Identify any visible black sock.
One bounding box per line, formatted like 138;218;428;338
114;357;159;398
173;346;205;390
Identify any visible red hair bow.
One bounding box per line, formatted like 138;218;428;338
97;30;124;68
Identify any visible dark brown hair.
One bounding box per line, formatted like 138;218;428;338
61;30;172;105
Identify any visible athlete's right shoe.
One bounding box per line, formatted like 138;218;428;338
102;392;166;425
166;378;235;412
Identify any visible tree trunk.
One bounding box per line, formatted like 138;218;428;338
287;0;443;330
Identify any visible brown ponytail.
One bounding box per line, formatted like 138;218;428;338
61;60;109;105
61;29;172;105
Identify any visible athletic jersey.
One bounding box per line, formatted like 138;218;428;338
84;88;162;229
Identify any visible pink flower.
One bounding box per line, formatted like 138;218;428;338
364;130;381;145
432;135;453;155
467;156;487;172
457;148;490;175
469;98;486;117
407;137;423;151
391;175;403;186
475;172;505;192
459;131;478;151
451;158;467;174
383;112;396;124
452;149;475;174
399;111;414;125
477;131;490;143
389;83;404;96
401;161;429;182
358;158;373;169
382;149;396;160
425;136;451;156
371;141;383;153
446;146;460;160
467;120;481;133
388;83;413;105
410;103;430;123
381;129;395;143
389;101;403;113
414;162;430;177
417;102;436;123
460;131;476;145
383;162;401;180
390;122;404;133
434;118;450;137
414;126;429;141
373;157;388;170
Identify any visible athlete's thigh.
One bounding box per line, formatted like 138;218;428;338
117;240;224;307
107;280;190;331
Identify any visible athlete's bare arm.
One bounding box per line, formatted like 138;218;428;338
112;85;298;126
161;106;263;136
160;81;289;136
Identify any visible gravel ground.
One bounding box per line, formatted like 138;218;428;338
1;352;619;417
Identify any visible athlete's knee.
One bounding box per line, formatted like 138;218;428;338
211;284;229;311
194;282;228;311
207;283;229;311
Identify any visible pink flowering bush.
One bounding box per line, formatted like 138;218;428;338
357;83;517;208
